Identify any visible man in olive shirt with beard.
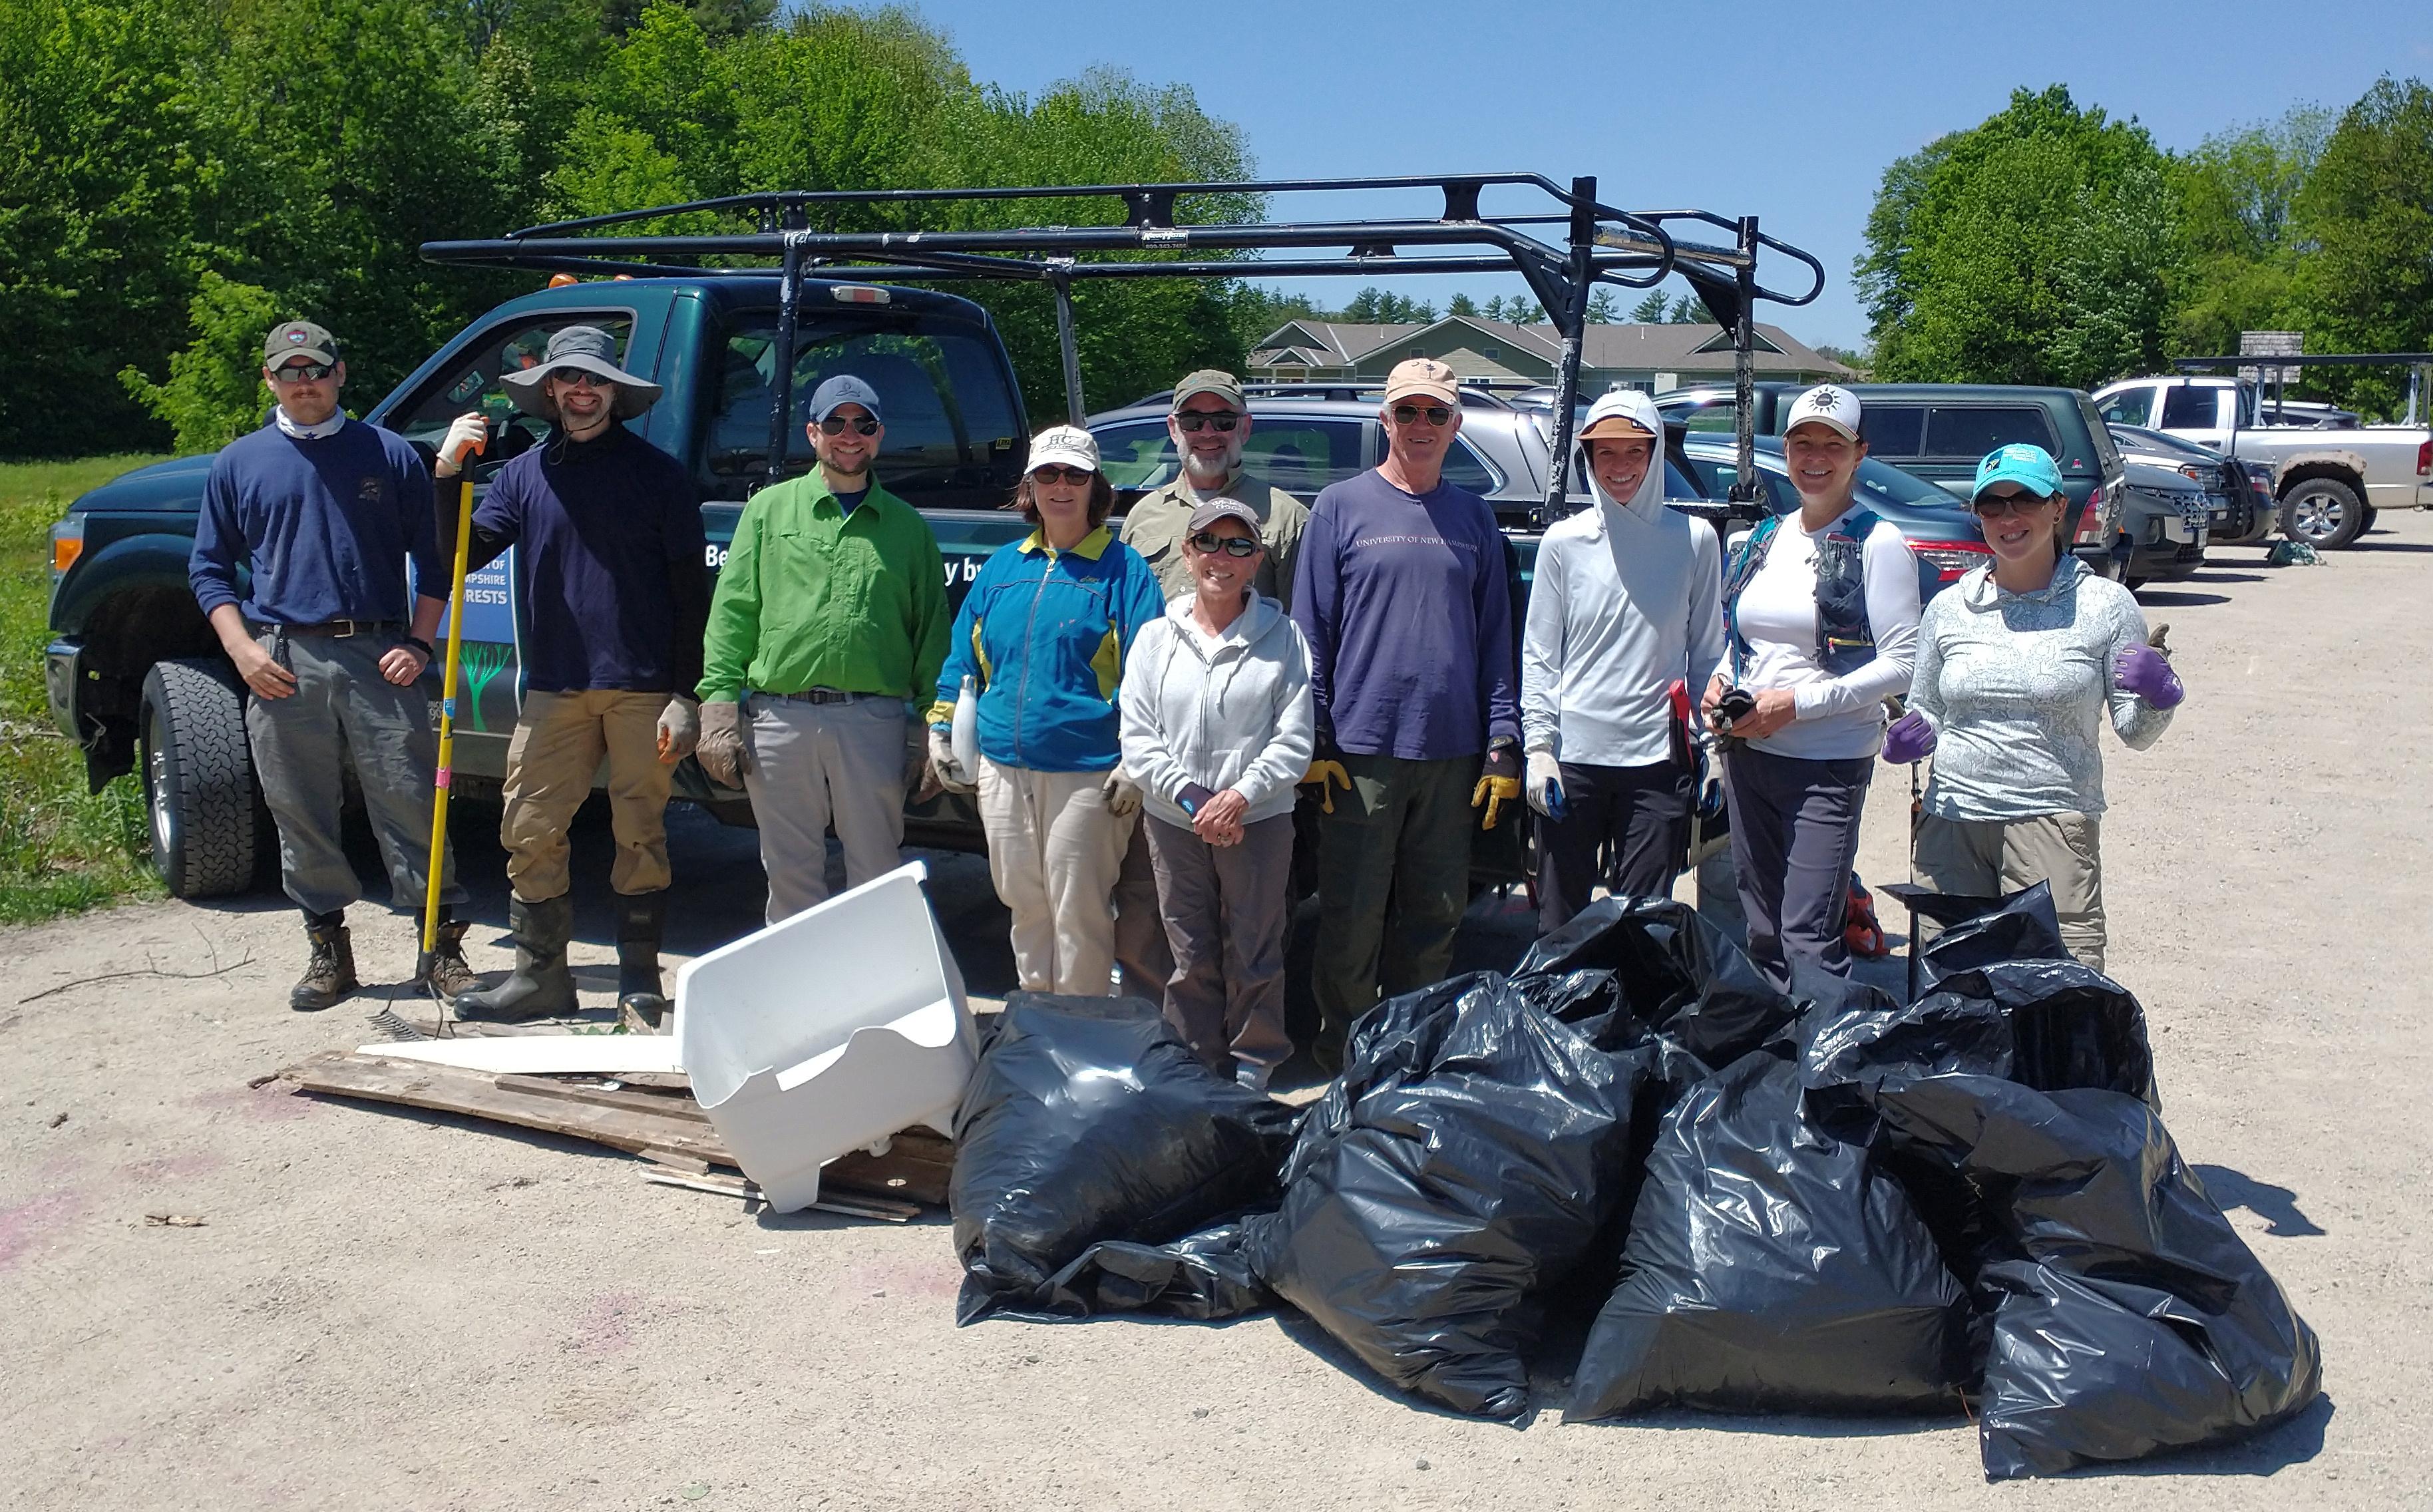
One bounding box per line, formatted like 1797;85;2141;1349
1115;369;1310;1000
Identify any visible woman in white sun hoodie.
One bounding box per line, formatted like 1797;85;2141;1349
1119;501;1315;1089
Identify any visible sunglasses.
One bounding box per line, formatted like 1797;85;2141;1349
1189;531;1261;557
270;362;335;383
1174;411;1242;433
546;367;613;389
1392;403;1453;427
819;415;881;436
1031;465;1095;485
1972;492;2052;518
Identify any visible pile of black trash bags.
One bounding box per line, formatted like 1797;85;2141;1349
947;888;2321;1481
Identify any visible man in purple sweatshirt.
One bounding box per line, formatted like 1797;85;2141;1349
1290;358;1520;1069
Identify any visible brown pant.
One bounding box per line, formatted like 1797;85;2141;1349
1145;813;1295;1075
500;689;673;902
1911;811;2107;972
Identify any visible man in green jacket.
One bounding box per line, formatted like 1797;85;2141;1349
696;375;950;924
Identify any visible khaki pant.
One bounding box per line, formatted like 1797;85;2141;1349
1911;811;2107;972
741;693;908;925
978;759;1133;996
500;689;673;902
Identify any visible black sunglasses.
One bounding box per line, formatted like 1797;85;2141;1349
819;415;880;436
1189;531;1261;557
1174;411;1242;433
270;361;335;383
1392;403;1453;426
547;368;611;389
1031;465;1095;485
1972;493;2052;518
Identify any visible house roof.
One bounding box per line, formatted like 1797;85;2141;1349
1250;317;1851;376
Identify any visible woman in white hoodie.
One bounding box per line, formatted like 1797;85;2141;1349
1521;387;1724;930
1119;498;1316;1090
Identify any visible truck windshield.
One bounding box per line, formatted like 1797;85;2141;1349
701;315;1024;507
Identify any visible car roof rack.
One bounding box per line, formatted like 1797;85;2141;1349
423;174;1824;524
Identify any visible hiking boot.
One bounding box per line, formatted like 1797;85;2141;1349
614;890;671;1030
411;916;478;1002
291;911;358;1012
453;895;577;1023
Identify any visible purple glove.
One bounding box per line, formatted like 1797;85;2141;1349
2114;645;2185;709
1882;709;1937;763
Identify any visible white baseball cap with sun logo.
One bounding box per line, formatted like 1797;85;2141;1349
1784;384;1861;441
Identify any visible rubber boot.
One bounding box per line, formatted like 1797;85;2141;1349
291;910;358;1012
616;891;671;1030
453;895;577;1023
411;914;478;1002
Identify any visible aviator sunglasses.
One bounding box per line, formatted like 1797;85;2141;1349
1392;403;1453;426
1174;411;1242;433
1189;531;1260;557
819;415;881;436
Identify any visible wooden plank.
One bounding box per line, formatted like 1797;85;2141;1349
639;1170;919;1223
824;1128;955;1207
637;1146;711;1175
350;1034;682;1076
493;1074;713;1124
283;1051;732;1163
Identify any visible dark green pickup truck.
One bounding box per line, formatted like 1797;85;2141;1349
46;275;1040;895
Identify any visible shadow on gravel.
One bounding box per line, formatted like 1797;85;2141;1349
2134;590;2231;608
2192;1165;2329;1236
2094;1394;2335;1478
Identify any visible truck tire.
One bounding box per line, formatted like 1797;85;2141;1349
2281;474;2367;550
140;659;264;898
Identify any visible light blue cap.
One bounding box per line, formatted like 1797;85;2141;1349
1972;442;2064;500
807;374;883;425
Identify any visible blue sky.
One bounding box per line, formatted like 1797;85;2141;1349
906;0;2433;350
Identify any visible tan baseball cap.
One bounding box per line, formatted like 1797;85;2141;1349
1172;369;1246;411
263;320;338;368
1384;357;1459;405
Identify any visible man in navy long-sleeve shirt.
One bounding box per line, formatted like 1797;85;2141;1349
1290;358;1520;1067
189;320;469;1011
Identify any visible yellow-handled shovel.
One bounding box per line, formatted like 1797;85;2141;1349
417;472;478;1030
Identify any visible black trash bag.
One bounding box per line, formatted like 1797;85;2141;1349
1243;973;1646;1419
1024;1221;1270;1322
1567;1048;1974;1421
950;993;1298;1324
1511;895;1801;1079
1867;1074;2322;1479
1879;880;2072;998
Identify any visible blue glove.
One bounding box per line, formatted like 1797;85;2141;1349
1882;709;1937;764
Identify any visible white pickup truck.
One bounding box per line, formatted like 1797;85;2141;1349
2093;375;2433;548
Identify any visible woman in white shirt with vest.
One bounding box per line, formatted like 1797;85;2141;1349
1702;385;1920;990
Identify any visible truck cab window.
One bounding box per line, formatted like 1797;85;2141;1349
2100;387;2156;427
2161;384;2223;430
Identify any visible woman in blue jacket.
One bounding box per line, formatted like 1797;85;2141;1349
930;426;1166;994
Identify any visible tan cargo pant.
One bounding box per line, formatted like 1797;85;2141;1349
978;759;1133;996
500;689;673;902
1911;810;2107;972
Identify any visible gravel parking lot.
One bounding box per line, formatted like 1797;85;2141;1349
3;518;2427;1509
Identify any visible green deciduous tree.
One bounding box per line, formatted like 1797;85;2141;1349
118;274;278;452
2286;78;2433;415
2168;106;2330;356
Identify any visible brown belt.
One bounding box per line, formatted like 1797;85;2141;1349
252;618;401;639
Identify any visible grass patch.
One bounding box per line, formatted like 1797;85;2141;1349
1;455;172;922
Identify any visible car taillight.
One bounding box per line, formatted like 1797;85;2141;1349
1909;540;1992;583
50;516;83;578
2418;437;2430;477
2073;484;2109;542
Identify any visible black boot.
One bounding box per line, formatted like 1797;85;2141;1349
291;910;357;1012
616;890;671;1030
454;895;577;1023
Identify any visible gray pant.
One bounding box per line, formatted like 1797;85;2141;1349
740;693;908;925
1723;744;1872;991
1113;822;1175;1003
245;627;462;919
1145;813;1295;1074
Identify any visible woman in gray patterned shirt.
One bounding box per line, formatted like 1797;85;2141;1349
1881;443;2186;972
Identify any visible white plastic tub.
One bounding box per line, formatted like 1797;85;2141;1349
673;860;977;1213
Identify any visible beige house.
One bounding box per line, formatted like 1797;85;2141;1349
1248;315;1854;394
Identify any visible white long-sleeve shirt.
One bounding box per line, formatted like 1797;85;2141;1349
1521;492;1723;766
1731;506;1921;761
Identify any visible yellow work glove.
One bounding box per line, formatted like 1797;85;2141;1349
1299;757;1352;815
1471;742;1521;831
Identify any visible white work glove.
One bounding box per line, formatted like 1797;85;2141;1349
1525;750;1567;819
434;413;488;476
1101;768;1143;818
655;695;699;763
928;726;976;793
696;700;751;787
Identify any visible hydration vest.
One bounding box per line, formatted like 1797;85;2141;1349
1721;506;1885;678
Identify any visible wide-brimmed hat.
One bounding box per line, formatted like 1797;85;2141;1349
504;325;661;421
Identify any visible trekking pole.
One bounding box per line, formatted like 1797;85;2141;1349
417;471;479;1032
1885;694;1922;1002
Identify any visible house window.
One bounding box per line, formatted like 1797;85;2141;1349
1483;347;1501;359
1407;347;1425;357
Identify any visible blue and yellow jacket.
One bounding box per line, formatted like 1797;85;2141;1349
930;524;1167;773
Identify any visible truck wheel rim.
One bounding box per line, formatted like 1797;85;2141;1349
2293;488;2342;541
146;709;175;858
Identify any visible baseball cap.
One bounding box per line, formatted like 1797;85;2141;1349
1028;424;1100;474
1172;369;1246;411
808;374;884;425
1577;387;1660;443
1185;498;1262;536
1384;357;1459;406
1972;443;2065;501
1783;384;1861;441
264;321;339;369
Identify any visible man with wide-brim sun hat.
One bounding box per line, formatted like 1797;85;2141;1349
432;325;709;1024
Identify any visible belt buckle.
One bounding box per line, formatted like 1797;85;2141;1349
330;618;359;639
